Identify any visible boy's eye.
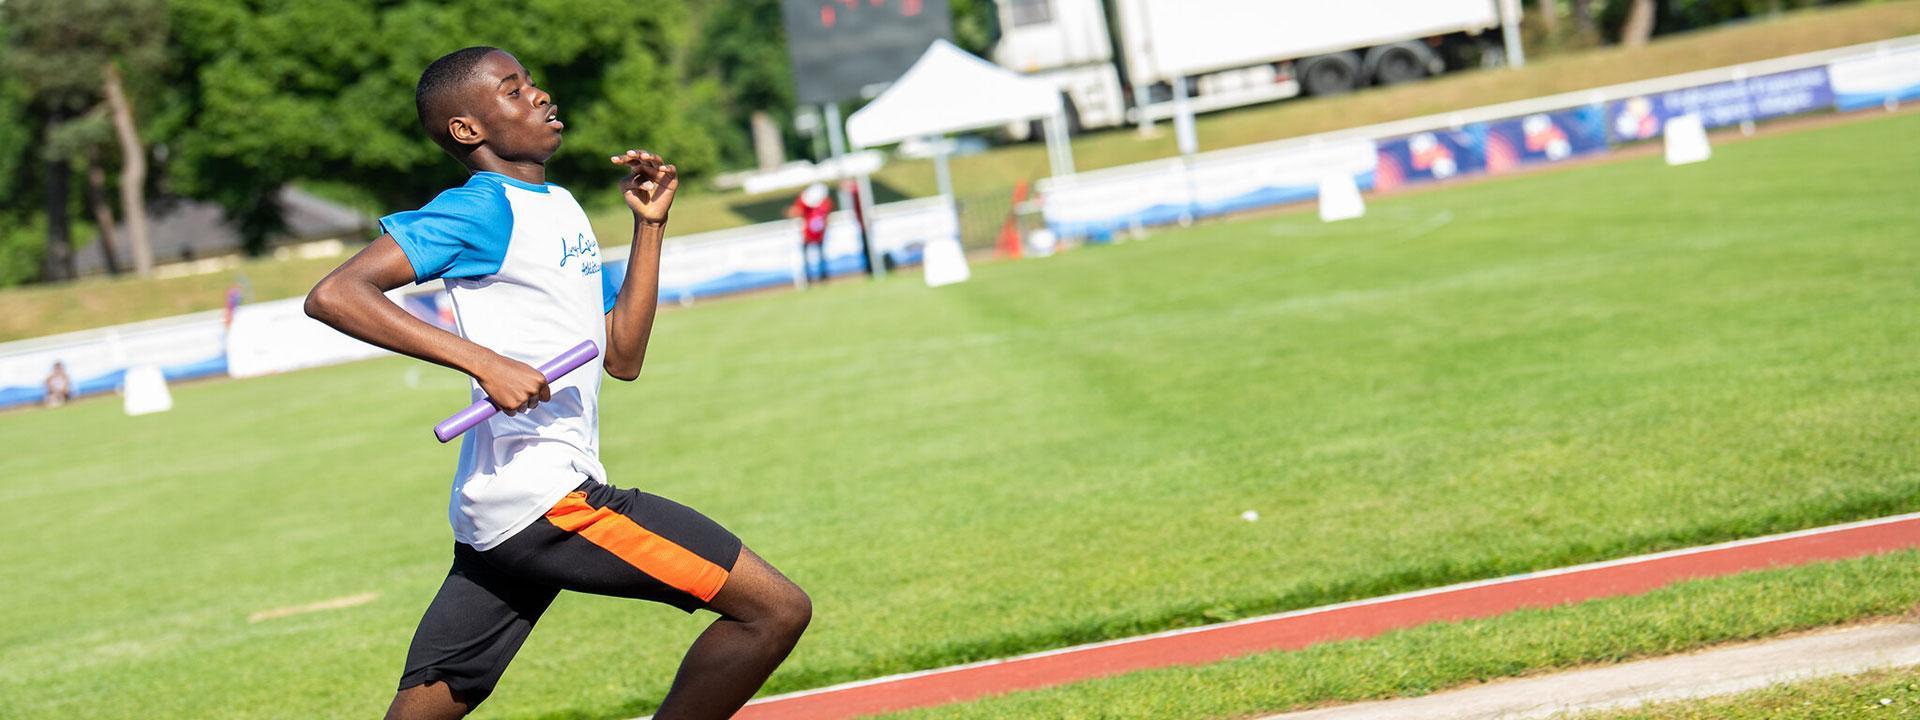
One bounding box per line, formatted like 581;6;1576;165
509;89;519;98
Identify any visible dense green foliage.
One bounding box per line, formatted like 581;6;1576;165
0;48;41;286
691;0;805;168
0;111;1914;719
0;0;167;280
164;0;727;241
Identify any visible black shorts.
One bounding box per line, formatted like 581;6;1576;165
397;479;742;706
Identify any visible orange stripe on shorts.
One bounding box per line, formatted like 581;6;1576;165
545;491;730;602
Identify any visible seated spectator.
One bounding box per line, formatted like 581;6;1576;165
44;361;73;408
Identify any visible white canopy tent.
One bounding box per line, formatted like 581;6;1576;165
847;40;1076;202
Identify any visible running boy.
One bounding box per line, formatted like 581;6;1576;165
304;47;810;720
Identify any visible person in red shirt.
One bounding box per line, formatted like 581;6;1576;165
786;182;832;286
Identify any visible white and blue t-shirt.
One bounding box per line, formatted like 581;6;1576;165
383;171;624;550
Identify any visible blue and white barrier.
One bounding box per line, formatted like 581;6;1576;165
1829;45;1920;111
1041;35;1920;239
1042;141;1376;241
0;312;229;409
0;196;961;407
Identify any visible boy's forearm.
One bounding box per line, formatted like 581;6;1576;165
604;219;665;381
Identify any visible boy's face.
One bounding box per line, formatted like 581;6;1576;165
450;51;564;163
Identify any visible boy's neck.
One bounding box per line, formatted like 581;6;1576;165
468;156;547;187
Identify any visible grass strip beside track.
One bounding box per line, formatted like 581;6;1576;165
870;551;1920;720
1571;665;1920;720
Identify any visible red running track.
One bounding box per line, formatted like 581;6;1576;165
726;513;1920;720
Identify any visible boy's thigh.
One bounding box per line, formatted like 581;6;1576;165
398;544;559;706
482;480;743;613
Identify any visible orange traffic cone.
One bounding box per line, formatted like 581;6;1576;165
997;181;1029;258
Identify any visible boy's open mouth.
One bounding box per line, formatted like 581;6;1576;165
546;107;563;131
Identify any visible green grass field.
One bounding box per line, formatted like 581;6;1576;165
1;110;1916;719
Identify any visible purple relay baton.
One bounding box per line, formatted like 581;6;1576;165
433;340;600;443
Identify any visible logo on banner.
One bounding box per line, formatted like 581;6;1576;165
1615;97;1661;141
1523;115;1572;160
1409;133;1457;179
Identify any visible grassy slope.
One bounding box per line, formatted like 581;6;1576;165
875;552;1920;720
6;0;1919;342
0;110;1915;719
1572;665;1920;720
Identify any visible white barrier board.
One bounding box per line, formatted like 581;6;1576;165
226;297;387;379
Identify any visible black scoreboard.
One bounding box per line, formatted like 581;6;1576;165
781;0;954;105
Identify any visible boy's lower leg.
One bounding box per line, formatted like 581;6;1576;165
652;547;811;720
385;681;470;720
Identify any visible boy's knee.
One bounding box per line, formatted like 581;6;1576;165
767;583;811;638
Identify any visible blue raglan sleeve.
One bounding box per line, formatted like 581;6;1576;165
600;260;625;314
380;184;513;283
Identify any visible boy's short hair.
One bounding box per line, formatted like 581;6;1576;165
415;46;502;154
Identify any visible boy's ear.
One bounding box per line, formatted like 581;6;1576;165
448;115;485;147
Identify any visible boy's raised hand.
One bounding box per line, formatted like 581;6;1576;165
613;149;677;224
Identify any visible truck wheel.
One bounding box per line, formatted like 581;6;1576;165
1300;52;1362;96
1060;93;1083;134
1366;42;1432;86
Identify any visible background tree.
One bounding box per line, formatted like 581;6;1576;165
1573;0;1600;40
2;0;166;279
165;0;729;251
0;45;45;286
1622;0;1659;46
949;0;1001;57
692;0;799;168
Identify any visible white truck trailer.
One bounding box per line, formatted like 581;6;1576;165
991;0;1517;134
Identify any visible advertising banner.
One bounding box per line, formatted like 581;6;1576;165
1375;127;1487;191
1828;47;1920;111
1486;106;1610;173
1040;140;1375;239
1609;67;1832;141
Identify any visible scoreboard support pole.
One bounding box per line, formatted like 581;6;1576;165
823;101;886;278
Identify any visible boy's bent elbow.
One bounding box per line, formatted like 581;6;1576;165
606;364;641;382
303;280;335;322
303;276;351;326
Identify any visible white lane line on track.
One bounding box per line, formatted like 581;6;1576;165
696;511;1920;714
247;592;380;623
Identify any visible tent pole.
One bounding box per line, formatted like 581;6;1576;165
933;138;954;200
1172;75;1199;157
1499;0;1527;69
824;102;879;277
1052;112;1075;176
856;172;883;277
1043;112;1074;179
932;138;961;251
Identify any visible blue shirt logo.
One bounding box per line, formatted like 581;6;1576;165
560;233;601;275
